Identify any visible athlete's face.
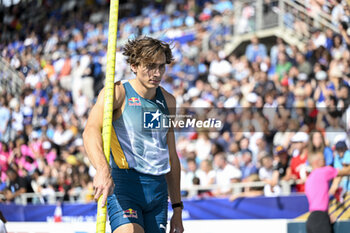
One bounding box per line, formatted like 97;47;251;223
133;52;166;88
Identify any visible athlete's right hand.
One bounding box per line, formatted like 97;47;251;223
93;166;115;207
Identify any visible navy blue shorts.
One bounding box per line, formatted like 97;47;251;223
107;168;168;233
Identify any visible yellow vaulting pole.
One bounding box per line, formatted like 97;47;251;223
96;0;119;232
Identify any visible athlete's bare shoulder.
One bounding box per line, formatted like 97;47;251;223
114;81;124;92
160;86;176;109
114;81;126;109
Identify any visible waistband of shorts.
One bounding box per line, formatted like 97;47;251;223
310;210;328;214
112;166;166;181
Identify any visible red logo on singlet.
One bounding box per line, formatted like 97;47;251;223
128;97;141;106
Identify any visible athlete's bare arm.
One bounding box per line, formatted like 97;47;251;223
83;82;125;206
162;88;184;233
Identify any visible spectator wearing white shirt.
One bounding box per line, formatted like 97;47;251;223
194;132;212;162
208;51;232;85
259;154;273;181
213;152;242;196
183;158;200;190
263;92;278;125
331;34;347;58
0;98;10;142
25;69;41;88
52;123;73;147
74;90;90;117
10;103;24;140
311;28;327;49
197;159;216;187
259;155;281;196
332;0;345;27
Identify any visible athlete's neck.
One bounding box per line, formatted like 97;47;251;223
129;79;157;100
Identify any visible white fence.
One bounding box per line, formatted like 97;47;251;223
0;180;299;205
5;220;288;233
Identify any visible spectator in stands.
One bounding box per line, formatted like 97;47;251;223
271;146;291;194
295;74;312;98
270;37;286;67
311;28;327;49
194;132;212;162
189;159;216;198
74;90;90;117
0;142;10;182
330;34;347;58
308;130;333;166
313;70;331;108
240;149;258;181
245;36;267;63
330;141;350;196
213;152;242;196
42;141;57;166
259;155;281;196
237;2;255;34
273;115;291;147
30;169;47;204
331;0;346;27
275;52;292;81
293;11;310;39
0;97;10;143
196;159;215;188
324;112;347;147
290;132;309;192
183;158;200;190
1;167;33;202
296;53;312;76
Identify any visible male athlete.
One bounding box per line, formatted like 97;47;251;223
83;37;184;233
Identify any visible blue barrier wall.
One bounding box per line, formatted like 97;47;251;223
0;195;309;222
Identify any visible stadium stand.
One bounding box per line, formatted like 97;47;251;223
0;2;350;229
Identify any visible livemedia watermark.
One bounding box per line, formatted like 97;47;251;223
143;109;222;131
141;107;349;133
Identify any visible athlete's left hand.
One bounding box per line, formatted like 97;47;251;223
169;209;184;233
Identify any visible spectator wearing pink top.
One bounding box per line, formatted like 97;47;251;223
42;141;56;166
0;142;10;182
305;152;337;233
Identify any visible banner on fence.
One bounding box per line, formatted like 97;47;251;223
0;195;308;222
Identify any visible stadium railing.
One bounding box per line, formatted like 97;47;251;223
0;190;91;205
0;56;24;96
182;179;298;198
226;0;339;54
0;180;300;205
290;0;337;31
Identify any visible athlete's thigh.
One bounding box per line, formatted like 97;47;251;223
114;223;144;233
107;194;144;232
143;198;168;233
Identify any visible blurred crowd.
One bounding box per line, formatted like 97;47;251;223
0;0;350;204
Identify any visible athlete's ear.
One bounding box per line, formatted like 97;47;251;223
130;64;137;74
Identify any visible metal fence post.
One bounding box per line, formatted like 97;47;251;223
256;0;263;31
280;181;291;195
278;0;284;30
233;0;241;37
